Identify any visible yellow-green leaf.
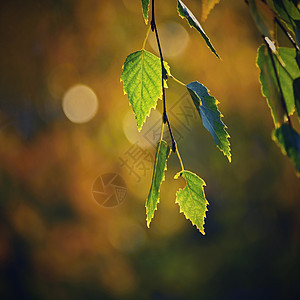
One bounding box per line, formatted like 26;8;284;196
121;50;170;131
174;170;208;234
146;140;171;227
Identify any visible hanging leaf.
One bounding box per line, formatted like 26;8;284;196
177;0;220;58
121;50;170;131
293;77;300;118
146;140;171;227
186;81;231;162
281;0;300;21
268;0;300;32
174;170;208;234
273;123;300;174
249;0;275;40
257;45;300;123
257;45;285;126
201;0;221;22
141;0;150;24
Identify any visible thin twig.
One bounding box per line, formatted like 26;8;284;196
151;0;176;152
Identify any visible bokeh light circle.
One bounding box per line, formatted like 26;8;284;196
149;22;189;58
62;84;98;124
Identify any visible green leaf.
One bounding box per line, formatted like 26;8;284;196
201;0;221;22
186;81;231;162
249;0;275;40
177;0;220;59
268;0;300;31
281;0;300;20
257;45;300;125
174;170;208;234
257;45;285;126
293;77;300;118
146;140;171;227
141;0;150;24
121;50;170;131
273;123;300;174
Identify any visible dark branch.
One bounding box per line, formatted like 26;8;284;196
151;0;177;152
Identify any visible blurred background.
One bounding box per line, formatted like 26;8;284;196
0;0;299;299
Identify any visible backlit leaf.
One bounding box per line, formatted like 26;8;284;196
273;123;300;174
186;81;231;162
146;140;171;227
141;0;150;24
177;0;220;58
121;50;170;131
174;170;208;234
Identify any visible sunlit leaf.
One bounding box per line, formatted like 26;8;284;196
273;123;300;174
174;170;208;234
121;50;170;131
177;0;220;58
141;0;150;24
249;0;275;40
201;0;221;22
186;81;231;162
146;140;171;227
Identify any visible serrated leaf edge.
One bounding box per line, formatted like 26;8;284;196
120;50;170;132
146;140;171;227
174;171;208;235
187;83;231;162
141;0;150;24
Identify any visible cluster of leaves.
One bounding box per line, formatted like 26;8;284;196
248;0;300;174
121;0;231;234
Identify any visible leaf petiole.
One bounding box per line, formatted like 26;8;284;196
142;25;151;49
176;146;185;172
169;75;186;87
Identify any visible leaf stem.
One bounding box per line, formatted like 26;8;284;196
264;37;292;127
142;25;151;50
176;146;185;172
151;0;177;152
160;120;164;142
170;75;186;87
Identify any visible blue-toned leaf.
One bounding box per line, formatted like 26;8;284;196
186;81;231;161
177;0;220;58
